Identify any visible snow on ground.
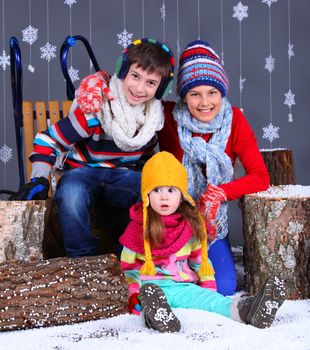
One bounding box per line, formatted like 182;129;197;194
1;299;310;350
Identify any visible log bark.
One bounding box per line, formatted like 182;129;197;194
0;254;128;331
0;200;49;263
260;149;296;185
242;185;310;299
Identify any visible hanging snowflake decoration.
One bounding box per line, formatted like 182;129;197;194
239;76;246;91
40;42;57;62
262;123;279;143
0;144;13;164
22;25;38;45
284;89;295;109
160;2;166;20
68;65;80;82
232;2;248;22
264;54;275;73
117;29;133;49
288;42;294;59
262;0;277;6
64;0;77;7
0;50;10;70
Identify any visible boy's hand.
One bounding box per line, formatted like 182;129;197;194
128;292;142;316
198;184;227;240
9;177;50;201
76;70;113;114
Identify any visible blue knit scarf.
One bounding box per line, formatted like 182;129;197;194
173;97;233;240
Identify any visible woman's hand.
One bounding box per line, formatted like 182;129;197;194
198;184;227;240
76;70;113;113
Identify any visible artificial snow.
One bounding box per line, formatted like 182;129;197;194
0;299;309;350
254;185;310;198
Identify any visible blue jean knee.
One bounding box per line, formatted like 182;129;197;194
54;167;141;257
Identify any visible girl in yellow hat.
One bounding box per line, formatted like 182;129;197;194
119;152;285;333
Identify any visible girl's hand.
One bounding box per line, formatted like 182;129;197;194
76;70;113;114
128;292;142;316
198;184;227;240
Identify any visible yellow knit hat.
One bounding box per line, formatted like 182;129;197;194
140;151;214;277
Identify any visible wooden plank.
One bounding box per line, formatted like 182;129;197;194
35;101;48;132
62;100;72;117
48;100;61;125
22;101;35;182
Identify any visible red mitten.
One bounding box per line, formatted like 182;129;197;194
128;292;142;316
76;70;113;114
198;184;227;240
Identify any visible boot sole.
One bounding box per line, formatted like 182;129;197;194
140;283;181;333
247;276;286;328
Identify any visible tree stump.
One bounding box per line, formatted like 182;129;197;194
242;185;310;300
0;254;128;331
260;148;296;185
0;200;50;263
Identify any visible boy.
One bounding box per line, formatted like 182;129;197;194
13;38;174;258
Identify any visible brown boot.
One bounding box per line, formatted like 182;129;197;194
234;276;286;328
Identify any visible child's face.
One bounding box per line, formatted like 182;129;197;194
184;85;222;123
123;63;162;106
149;186;182;216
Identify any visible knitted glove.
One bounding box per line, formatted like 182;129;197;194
198;184;227;240
76;70;113;114
9;177;49;201
128;292;142;316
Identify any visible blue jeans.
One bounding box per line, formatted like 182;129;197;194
54;167;141;257
208;236;237;296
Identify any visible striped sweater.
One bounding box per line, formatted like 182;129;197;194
30;100;155;179
120;239;217;297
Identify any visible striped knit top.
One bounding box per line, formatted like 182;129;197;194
29;101;156;179
120;239;217;297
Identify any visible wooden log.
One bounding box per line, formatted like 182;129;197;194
242;185;310;300
260;148;296;185
0;254;128;331
0;200;49;263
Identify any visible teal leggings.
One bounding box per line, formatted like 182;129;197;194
142;280;233;318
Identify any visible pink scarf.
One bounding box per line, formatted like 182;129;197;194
119;203;193;256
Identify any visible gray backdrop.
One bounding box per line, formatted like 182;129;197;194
1;0;309;245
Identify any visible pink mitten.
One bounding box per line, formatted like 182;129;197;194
76;70;113;113
198;184;227;240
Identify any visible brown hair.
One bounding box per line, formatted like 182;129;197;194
127;42;172;80
144;200;204;248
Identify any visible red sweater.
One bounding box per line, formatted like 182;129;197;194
158;101;269;200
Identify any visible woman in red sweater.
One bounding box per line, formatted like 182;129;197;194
158;40;269;296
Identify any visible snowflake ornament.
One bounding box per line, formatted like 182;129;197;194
22;25;38;45
0;50;10;70
64;0;77;7
160;2;166;21
262;123;279;143
239;76;246;91
265;54;275;73
0;144;13;164
288;42;294;59
117;29;133;49
40;42;57;62
262;0;277;6
68;65;80;82
232;2;248;22
284;90;295;109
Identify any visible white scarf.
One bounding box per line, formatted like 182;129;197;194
99;74;164;151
